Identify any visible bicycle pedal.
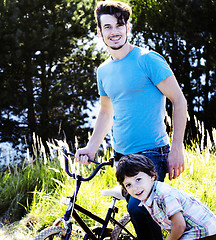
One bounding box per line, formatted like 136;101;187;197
61;196;71;205
72;225;82;234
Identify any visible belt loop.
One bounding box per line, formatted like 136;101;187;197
161;146;163;155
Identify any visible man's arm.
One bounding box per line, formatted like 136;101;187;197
156;74;187;180
166;211;186;240
75;96;113;164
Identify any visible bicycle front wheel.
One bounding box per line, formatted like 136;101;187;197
34;226;70;240
111;214;136;240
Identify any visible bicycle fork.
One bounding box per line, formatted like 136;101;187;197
99;197;118;240
60;180;82;240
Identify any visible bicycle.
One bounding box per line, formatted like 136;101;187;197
34;148;136;240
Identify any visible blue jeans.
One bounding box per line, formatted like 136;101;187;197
114;145;170;240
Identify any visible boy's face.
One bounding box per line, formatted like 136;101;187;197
123;172;155;201
98;14;129;50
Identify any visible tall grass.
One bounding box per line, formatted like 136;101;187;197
0;153;64;222
0;136;66;239
27;145;128;234
165;115;216;213
1;119;216;239
6;155;128;239
17;141;216;239
165;146;216;213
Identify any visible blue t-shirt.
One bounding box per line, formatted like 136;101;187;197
97;46;173;154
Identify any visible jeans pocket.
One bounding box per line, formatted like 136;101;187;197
142;151;168;182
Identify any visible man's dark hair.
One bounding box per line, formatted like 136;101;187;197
95;1;132;29
116;154;158;189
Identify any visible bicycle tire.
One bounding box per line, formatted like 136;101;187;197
111;214;136;240
34;226;70;240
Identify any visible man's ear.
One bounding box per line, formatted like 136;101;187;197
126;21;130;32
97;27;102;37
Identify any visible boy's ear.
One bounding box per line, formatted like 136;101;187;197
97;27;102;37
151;174;157;181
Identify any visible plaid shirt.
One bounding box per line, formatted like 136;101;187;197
139;181;216;239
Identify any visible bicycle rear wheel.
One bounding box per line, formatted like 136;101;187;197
111;214;136;240
34;226;70;240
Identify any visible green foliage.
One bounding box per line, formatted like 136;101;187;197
130;0;216;144
0;0;103;148
0;143;216;239
0;157;65;223
30;165;123;231
166;146;216;213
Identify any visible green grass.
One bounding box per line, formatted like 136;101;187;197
28;158;128;233
0;155;65;226
2;158;128;239
165;147;216;213
0;140;216;239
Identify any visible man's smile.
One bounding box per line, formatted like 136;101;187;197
109;35;122;41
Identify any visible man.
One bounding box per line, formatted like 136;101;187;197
75;1;187;239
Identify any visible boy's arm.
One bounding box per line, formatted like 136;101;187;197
166;211;186;240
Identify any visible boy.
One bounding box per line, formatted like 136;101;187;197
116;154;216;240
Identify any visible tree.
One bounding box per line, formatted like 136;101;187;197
0;0;103;150
130;0;216;145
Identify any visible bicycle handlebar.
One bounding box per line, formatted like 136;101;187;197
63;148;114;181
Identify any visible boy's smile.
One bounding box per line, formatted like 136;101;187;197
123;172;155;201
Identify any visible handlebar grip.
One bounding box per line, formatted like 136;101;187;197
63;148;114;180
88;159;100;164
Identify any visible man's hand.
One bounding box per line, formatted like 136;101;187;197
75;146;96;165
167;142;185;180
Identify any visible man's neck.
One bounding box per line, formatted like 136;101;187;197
108;43;134;61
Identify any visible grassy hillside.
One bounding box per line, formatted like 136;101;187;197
0;138;216;239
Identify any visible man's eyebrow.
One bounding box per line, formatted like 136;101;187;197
117;22;124;26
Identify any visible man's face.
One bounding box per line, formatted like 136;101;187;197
98;14;129;50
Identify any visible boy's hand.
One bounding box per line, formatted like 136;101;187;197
166;211;186;240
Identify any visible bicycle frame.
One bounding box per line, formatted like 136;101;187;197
59;149;136;240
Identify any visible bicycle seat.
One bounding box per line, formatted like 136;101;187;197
101;185;125;200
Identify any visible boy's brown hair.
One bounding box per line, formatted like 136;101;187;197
95;1;132;29
116;154;158;190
